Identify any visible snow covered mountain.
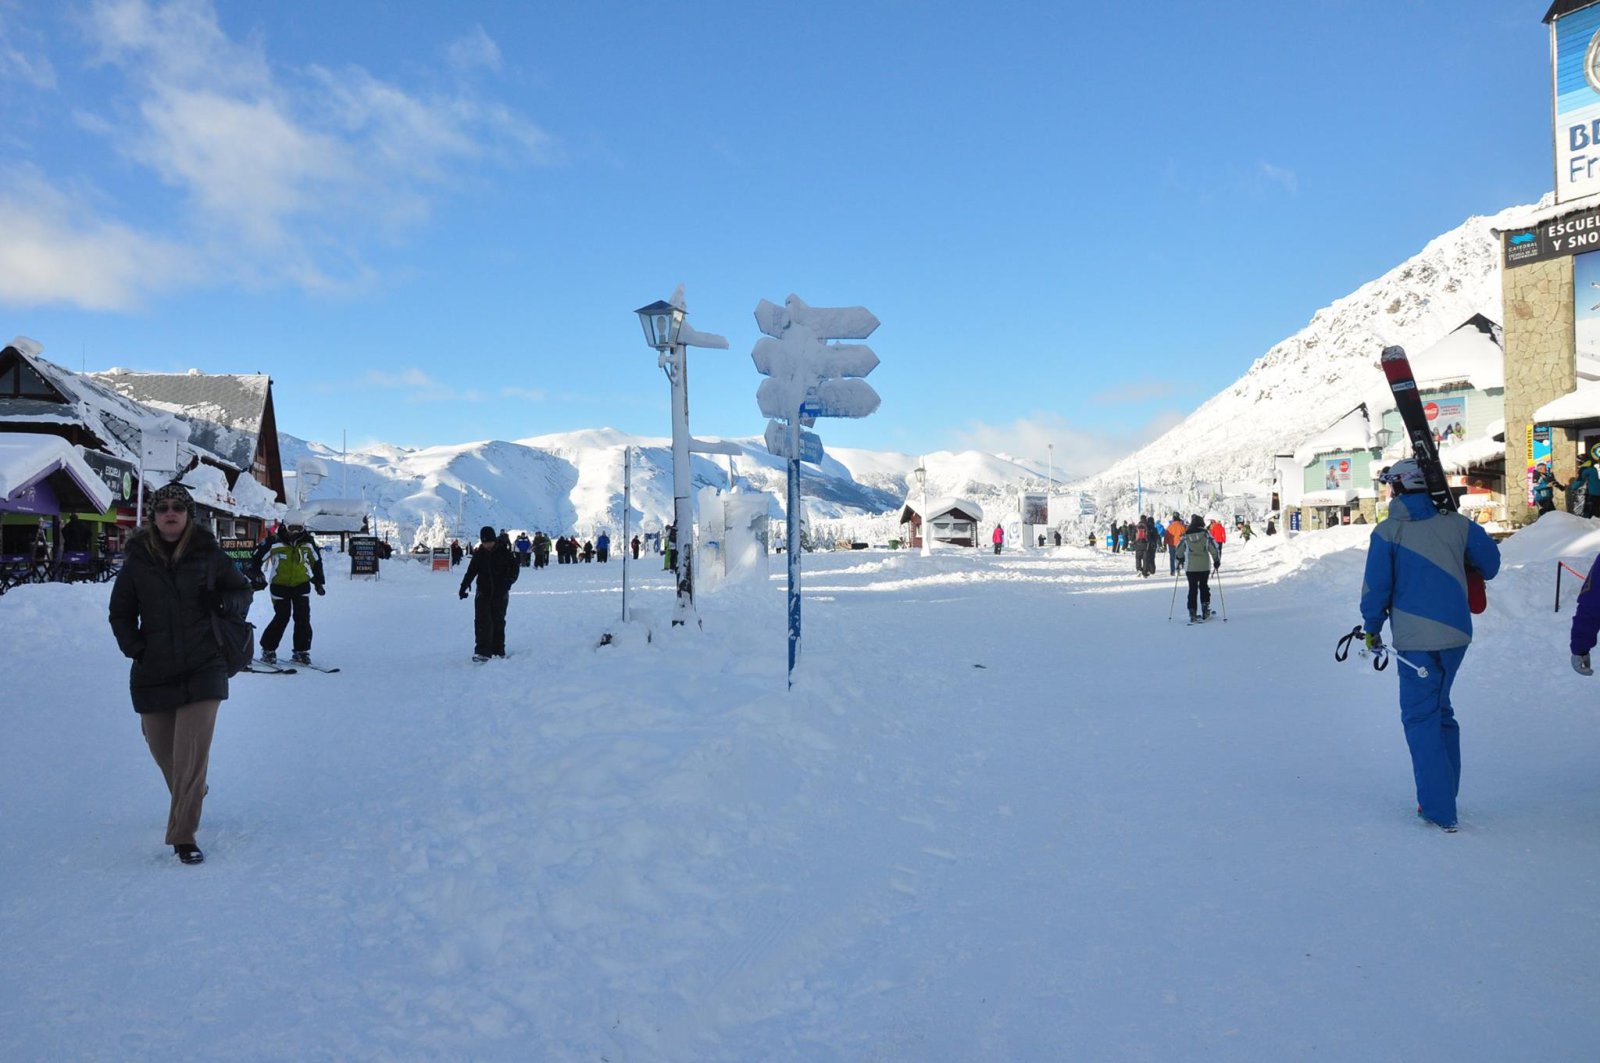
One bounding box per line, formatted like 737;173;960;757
1078;199;1544;512
283;429;1042;547
285;200;1546;542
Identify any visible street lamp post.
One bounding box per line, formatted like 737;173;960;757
635;299;696;626
915;460;930;557
1047;442;1054;540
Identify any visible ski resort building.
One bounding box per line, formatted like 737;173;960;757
0;337;281;563
1489;1;1600;523
91;367;288;505
898;497;984;549
1287;405;1380;530
1283;317;1508;531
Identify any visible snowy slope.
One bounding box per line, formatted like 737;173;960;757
1080;200;1543;508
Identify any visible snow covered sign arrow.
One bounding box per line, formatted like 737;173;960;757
799;379;881;419
750;294;881;424
763;420;824;465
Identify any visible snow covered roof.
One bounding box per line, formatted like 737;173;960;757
1298;488;1360;506
1294;406;1372;466
90;369;271;471
1407;317;1503;391
299;498;368;533
1;337;241;479
1439;435;1506;473
0;432;115;513
898;496;984;523
1533;383;1600;426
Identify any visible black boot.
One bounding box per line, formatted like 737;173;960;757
175;844;204;865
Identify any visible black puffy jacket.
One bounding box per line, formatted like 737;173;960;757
459;540;520;598
108;527;254;714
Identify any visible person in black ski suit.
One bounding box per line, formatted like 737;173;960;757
107;482;253;866
459;525;519;660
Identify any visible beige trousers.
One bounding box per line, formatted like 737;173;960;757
140;699;220;846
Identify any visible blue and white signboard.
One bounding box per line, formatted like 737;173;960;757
1554;4;1600;202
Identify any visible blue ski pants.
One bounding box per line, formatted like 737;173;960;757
1397;645;1468;827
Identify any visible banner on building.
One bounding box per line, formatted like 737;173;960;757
1424;396;1468;448
1554;3;1600;202
1322;458;1352;490
1502;201;1600;269
1528;423;1553;506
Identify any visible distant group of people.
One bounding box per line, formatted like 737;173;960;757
1531;458;1600;517
451;530;623;569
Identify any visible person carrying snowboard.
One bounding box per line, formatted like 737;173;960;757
1359;459;1501;833
250;511;325;666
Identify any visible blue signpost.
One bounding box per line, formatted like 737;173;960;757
750;295;881;688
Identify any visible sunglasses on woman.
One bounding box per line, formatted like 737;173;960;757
152;502;187;514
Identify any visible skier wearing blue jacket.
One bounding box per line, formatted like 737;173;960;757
1359;459;1501;833
1568;557;1600;676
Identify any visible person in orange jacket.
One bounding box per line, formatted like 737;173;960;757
1208;518;1227;564
1165;513;1187;576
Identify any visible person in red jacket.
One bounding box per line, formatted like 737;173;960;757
1208;518;1227;564
992;524;1005;554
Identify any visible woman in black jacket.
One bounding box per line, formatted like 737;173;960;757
108;482;253;865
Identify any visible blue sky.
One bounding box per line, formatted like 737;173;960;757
0;0;1553;476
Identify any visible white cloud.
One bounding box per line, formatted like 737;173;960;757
0;3;58;90
500;386;547;401
1259;161;1298;195
445;25;502;74
0;0;552;310
951;410;1186;481
0;170;191;309
362;368;488;404
1092;379;1180;405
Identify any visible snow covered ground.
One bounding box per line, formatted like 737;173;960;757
3;518;1598;1061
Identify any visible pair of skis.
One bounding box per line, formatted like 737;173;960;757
246;658;340;675
1379;345;1488;612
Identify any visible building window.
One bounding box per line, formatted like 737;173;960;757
0;359;59;400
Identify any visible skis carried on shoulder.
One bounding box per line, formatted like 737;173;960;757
1379;345;1487;612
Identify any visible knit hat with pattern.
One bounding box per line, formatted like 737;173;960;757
150;481;194;515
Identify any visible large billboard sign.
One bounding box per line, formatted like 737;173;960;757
1554;4;1600;202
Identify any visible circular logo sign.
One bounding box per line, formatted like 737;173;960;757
1586;30;1600;94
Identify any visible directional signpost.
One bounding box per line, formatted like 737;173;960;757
750;294;881;688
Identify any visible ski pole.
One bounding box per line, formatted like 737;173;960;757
1212;567;1228;622
1385;650;1430;678
1168;566;1181;620
1334;626;1389;672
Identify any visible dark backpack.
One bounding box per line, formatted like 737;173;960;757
206;555;255;677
